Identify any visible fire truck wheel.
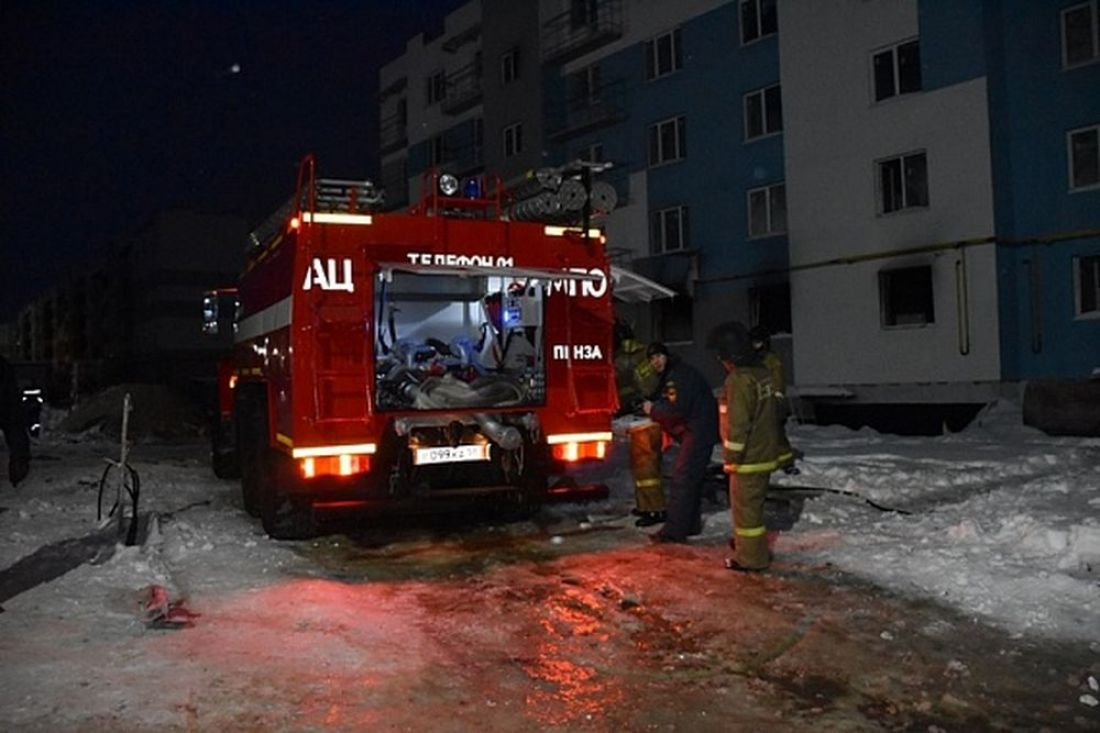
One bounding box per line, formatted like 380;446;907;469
258;448;317;540
235;388;264;517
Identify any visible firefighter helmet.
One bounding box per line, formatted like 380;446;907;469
707;322;754;364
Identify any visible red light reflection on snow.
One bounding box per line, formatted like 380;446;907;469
521;589;625;725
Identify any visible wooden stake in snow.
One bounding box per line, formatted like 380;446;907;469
116;392;132;540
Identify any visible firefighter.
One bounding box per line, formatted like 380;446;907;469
613;320;664;527
710;322;783;571
749;325;798;474
642;342;718;543
0;355;31;487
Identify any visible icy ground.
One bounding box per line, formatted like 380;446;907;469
0;397;1098;728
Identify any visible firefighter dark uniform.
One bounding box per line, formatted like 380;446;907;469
644;343;718;542
751;326;795;472
711;323;782;571
0;355;31;487
613;327;665;522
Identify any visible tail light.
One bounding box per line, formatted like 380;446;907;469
299;454;371;479
547;432;612;463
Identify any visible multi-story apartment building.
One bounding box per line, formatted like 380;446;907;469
379;0;1100;429
781;0;1099;424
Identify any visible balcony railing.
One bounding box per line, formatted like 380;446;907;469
547;78;627;140
542;0;623;64
441;61;482;115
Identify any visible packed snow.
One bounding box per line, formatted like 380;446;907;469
1;397;1098;650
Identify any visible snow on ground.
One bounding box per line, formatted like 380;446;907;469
2;398;1098;648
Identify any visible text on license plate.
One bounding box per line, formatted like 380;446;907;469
413;444;491;466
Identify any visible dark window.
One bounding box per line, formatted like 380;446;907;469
648;116;686;165
503;122;523;157
879;151;928;214
571;0;598;29
744;84;782;140
880;265;935;327
655;295;694;343
646;28;682;80
426;71;446;104
749;282;792;334
740;0;778;44
500;48;519;84
570;64;602;103
873;39;922;102
651;206;689;253
1069;125;1100;190
1063;2;1099;67
1076;255;1100;316
747;183;787;238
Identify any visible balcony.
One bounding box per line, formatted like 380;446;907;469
441;61;482;115
542;0;623;64
547;78;627;141
380;114;407;154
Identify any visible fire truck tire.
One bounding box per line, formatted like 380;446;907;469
235;387;264;517
258;448;316;540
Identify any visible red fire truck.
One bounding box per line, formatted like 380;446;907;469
206;156;623;538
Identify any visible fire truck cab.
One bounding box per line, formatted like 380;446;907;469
209;156;624;538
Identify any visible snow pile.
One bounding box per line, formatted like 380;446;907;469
59;383;206;441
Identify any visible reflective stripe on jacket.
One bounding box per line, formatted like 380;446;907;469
719;363;782;474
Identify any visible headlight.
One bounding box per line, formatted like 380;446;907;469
438;173;459;196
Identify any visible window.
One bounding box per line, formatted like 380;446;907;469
1069;124;1100;190
872;39;922;102
740;0;777;45
879;265;934;327
503;122;523;157
648;116;686;165
571;0;598;29
744;84;782;140
426;70;446;104
428;135;446;167
646;29;682;80
651;206;689;253
654;296;694;343
1063;1;1099;68
500;48;519;85
1075;255;1100;317
878;151;928;214
747;183;787;238
570;64;602;104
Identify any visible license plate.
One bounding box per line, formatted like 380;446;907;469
413;444;491;466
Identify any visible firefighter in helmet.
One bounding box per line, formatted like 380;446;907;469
749;324;797;474
612;320;665;526
709;322;782;571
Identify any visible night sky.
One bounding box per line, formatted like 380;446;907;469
1;0;466;320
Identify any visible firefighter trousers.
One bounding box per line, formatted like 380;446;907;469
662;429;711;540
729;471;772;569
628;420;665;513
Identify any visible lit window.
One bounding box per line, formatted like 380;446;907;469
645;29;682;80
747;183;786;238
741;0;777;45
648;116;686;165
878;151;928;214
651;206;689;253
1076;255;1100;317
500;47;519;85
1063;1;1099;68
872;39;922;102
503;122;523;157
744;84;782;140
1068;124;1100;191
879;265;934;327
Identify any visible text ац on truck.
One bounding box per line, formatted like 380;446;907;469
203;155;673;538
